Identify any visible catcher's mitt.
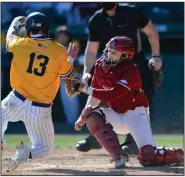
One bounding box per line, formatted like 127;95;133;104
152;69;164;89
62;65;82;98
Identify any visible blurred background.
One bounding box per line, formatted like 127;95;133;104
1;2;184;134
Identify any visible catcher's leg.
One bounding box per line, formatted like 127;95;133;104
85;108;125;168
119;107;155;149
138;145;184;166
117;106;184;166
75;101;108;152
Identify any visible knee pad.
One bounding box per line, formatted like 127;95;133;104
138;145;184;167
86;111;122;161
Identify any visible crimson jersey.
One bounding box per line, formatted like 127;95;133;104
91;58;148;113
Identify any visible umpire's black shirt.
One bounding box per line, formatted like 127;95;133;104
88;4;150;53
88;4;155;93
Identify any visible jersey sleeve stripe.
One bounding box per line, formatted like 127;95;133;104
119;79;128;85
60;65;73;77
117;81;131;91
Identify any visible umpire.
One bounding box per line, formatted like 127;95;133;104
76;2;163;154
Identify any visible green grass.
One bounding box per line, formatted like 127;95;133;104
4;134;183;149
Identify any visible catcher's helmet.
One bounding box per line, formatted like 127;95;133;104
103;36;135;66
25;12;50;36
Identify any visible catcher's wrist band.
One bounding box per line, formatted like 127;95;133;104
82;86;93;95
83;71;91;75
68;56;74;64
87;87;93;95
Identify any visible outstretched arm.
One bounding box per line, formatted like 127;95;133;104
83;41;100;85
80;81;130;102
86;95;101;107
6;16;26;43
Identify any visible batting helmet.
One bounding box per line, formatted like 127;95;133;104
25;12;50;37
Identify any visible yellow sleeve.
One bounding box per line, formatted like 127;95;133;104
59;48;73;76
7;35;25;52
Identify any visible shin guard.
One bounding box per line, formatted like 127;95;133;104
86;111;122;161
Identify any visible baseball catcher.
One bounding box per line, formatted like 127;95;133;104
66;36;183;168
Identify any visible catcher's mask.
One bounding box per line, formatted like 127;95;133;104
25;12;50;37
102;36;135;67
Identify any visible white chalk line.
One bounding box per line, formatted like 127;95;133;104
21;162;113;171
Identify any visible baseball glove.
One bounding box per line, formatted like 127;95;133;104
152;69;164;89
62;66;82;98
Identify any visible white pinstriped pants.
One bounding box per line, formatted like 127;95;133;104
1;91;54;159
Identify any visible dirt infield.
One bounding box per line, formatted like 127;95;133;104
2;148;184;176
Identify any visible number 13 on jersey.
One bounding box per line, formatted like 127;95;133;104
27;53;49;77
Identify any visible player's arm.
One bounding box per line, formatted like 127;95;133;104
75;74;101;131
84;41;100;74
79;66;141;102
80;75;131;102
83;16;100;85
85;95;101;107
85;75;101;107
136;7;162;70
142;20;162;70
6;16;26;51
81;82;130;102
142;20;160;59
59;43;79;76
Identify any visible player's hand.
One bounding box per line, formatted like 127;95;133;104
67;43;79;61
148;57;162;71
13;16;26;26
19;17;26;25
82;72;91;86
74;117;85;131
75;105;92;131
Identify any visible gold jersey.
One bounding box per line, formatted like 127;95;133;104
7;35;72;103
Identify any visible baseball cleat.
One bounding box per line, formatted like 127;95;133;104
121;145;138;156
114;155;126;168
76;135;102;152
6;142;30;172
